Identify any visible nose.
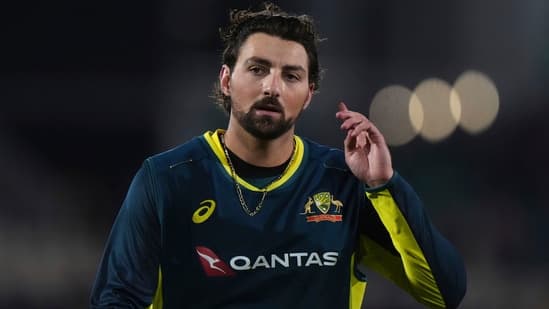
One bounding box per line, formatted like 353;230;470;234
263;73;281;97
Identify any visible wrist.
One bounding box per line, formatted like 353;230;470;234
365;170;394;187
366;180;388;187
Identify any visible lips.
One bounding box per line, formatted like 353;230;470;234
253;97;283;113
254;104;282;113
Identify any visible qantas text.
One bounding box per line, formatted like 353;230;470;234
229;251;339;270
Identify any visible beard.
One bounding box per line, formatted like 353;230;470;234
232;96;298;140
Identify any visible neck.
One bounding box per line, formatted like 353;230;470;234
222;126;295;167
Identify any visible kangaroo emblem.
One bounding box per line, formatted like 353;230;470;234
302;197;316;214
331;196;343;213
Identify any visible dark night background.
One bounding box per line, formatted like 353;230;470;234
1;0;548;308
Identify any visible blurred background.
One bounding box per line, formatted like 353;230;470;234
2;0;548;308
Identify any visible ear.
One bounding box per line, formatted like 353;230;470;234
303;83;315;110
219;65;231;96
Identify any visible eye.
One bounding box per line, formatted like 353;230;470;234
249;66;267;75
284;73;301;82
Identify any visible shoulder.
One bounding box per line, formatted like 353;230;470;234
300;136;348;172
144;133;210;174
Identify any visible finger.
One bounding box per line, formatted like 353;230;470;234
338;102;348;112
341;113;370;131
338;110;365;128
349;120;372;137
356;131;368;149
340;118;363;130
364;122;387;144
364;132;372;152
343;130;353;152
335;102;350;119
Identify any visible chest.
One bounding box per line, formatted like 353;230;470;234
172;164;358;242
160;161;362;276
156;160;363;307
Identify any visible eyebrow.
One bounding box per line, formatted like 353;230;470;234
245;57;306;73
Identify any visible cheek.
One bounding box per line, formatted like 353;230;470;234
287;86;311;108
230;77;260;103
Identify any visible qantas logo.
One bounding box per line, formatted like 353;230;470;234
195;246;235;276
195;246;339;277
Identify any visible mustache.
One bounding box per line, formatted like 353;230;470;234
252;96;283;113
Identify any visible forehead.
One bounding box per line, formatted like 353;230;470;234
236;33;309;69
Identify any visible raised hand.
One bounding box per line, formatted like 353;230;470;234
335;102;393;187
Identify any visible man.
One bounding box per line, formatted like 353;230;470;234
91;3;466;308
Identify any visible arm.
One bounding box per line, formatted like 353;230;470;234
90;161;161;308
358;173;466;308
336;103;466;308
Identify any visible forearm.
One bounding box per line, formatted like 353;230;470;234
362;172;466;308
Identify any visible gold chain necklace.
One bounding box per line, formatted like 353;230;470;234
220;134;296;216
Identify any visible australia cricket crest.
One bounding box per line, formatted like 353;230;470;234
313;192;331;214
301;192;344;223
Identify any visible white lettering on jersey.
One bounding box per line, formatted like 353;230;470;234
271;253;289;267
229;252;339;271
322;252;338;266
289;252;308;266
252;255;270;269
305;252;323;267
230;256;251;270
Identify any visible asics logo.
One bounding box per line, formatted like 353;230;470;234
192;199;216;224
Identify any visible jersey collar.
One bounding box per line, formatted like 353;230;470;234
203;129;304;192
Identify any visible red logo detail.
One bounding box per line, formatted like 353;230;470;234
306;214;342;222
195;246;235;277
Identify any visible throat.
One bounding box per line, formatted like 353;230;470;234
224;147;290;178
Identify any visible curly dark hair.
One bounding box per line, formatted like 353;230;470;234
212;2;323;114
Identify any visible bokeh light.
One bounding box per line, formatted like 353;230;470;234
409;92;424;134
451;70;500;134
414;78;458;142
369;85;422;146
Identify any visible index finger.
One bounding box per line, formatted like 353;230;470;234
336;102;351;120
338;102;349;112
